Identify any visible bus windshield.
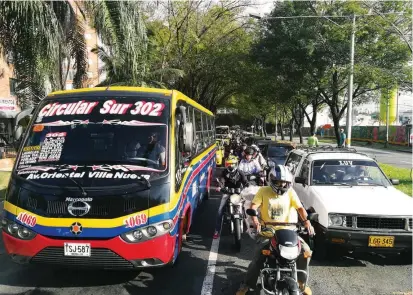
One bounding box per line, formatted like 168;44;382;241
16;95;170;186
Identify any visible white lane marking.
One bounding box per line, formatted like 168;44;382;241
200;222;221;295
399;160;412;164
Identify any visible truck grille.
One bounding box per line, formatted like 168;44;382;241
356;217;405;230
31;247;134;269
344;216;410;230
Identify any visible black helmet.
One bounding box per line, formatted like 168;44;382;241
244;147;254;155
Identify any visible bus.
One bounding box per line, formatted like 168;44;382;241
1;87;216;269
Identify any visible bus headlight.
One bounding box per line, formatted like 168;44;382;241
121;220;173;243
1;218;36;240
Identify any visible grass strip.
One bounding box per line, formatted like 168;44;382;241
379;163;412;196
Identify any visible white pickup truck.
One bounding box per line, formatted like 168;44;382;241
285;146;413;259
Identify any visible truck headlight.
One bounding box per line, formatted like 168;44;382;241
328;214;346;227
121;220;173;243
1;218;36;240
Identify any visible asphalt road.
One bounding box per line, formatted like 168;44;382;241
349;145;412;169
317;142;412;169
0;167;412;295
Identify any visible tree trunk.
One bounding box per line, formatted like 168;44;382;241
289;119;293;141
262;115;267;137
274;108;278;139
310;102;317;135
280;122;285;140
332;113;341;145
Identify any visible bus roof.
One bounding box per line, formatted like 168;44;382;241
48;86;214;116
49;86;173;96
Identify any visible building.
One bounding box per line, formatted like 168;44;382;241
0;4;101;142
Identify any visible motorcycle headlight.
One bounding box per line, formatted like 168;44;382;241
121;220;173;243
1;218;37;240
328;214;346;227
230;194;242;205
279;245;300;260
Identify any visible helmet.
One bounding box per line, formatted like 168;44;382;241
226;158;238;172
244;147;254;156
268;165;293;194
251;144;259;152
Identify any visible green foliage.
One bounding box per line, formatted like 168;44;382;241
251;0;411;143
145;0;255;111
0;1;88;107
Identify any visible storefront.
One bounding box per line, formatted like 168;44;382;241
0;97;21;143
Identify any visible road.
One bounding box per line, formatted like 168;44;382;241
317;142;412;169
0;167;412;295
349;145;412;169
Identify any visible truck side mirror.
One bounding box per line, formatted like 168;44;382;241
295;176;307;185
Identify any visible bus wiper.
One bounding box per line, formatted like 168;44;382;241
62;173;88;196
138;176;151;189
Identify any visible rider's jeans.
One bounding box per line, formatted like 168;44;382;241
214;194;229;232
243;236;311;290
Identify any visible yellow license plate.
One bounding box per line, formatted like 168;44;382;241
368;236;395;247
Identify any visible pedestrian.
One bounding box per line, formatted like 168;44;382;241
307;133;319;147
339;128;346;148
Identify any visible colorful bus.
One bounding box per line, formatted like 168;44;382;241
1;87;216;268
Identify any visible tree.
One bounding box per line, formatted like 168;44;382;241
251;0;411;144
0;1;87;108
146;0;255;111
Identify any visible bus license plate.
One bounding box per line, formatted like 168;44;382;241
64;243;91;257
368;236;395;248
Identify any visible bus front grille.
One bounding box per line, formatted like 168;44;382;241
31;247;134;269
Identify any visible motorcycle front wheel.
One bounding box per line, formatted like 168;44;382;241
233;219;242;252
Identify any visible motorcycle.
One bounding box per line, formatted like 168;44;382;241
216;178;246;251
246;171;266;186
245;209;318;295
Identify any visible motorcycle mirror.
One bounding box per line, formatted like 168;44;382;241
308;213;319;222
246;209;258;217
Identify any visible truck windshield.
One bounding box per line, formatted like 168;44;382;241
312;160;391;187
16;95;170;187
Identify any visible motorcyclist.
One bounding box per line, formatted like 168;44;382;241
236;164;314;295
213;158;249;239
238;147;262;177
251;144;267;169
237;143;248;160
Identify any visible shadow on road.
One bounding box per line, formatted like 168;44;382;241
0;191;222;294
311;251;412;268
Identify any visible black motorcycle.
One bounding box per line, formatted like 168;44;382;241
246;209;318;295
217;179;246;251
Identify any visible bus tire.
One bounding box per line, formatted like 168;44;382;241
168;214;188;267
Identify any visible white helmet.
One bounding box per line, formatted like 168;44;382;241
268;164;293;194
251;145;260;155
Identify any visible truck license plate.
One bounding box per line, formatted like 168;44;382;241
368;236;395;248
64;243;91;256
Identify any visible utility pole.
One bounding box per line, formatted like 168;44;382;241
385;92;390;147
346;14;356;147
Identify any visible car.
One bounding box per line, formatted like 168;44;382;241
216;125;231;145
286;145;413;259
257;140;296;166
